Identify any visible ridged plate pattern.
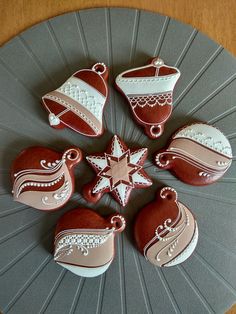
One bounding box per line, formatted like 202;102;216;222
0;8;236;314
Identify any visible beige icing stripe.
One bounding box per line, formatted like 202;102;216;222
55;233;114;267
168;138;231;171
145;203;196;266
44;90;102;134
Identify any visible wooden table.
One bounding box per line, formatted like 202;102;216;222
1;0;236;56
0;1;236;313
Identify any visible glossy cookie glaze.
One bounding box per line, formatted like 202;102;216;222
42;62;109;137
115;57;180;139
134;187;198;267
83;135;152;206
155;123;232;185
54;208;126;277
11;146;82;211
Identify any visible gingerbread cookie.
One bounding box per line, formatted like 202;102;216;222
83;135;152;206
115;57;180;139
11;146;82;211
134;187;198;267
54;207;126;277
154;123;232;185
42;62;108;137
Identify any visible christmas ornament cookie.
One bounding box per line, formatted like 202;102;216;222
83;135;152;206
42;62;109;137
11;146;82;211
154;123;232;185
115;57;180;139
54;207;126;277
134;187;198;267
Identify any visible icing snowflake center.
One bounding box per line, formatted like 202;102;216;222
86;135;152;206
102;153;137;188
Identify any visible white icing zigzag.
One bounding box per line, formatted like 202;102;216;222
128;92;172;108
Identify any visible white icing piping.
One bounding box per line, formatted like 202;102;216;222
54;230;114;260
155;149;231;174
173;127;232;158
13;149;79;205
143;202;192;266
143;197;181;258
154;204;189;262
128;91;172;108
164;224;198;267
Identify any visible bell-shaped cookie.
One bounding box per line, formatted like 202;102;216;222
115;57;180;139
42;62;109;137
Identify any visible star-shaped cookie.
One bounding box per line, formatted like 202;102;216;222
83;135;152;206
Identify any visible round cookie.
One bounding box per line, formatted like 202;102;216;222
115;57;180;139
54;208;126;277
83;134;152;206
42;62;109;137
134;187;198;267
154;123;232;185
11;146;82;211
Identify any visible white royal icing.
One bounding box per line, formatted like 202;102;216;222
116;63;180;96
58;77;106;123
12;149;79;210
173;123;232;158
144;201;198;266
57;260;112;277
164;224;198;267
86;135;151;206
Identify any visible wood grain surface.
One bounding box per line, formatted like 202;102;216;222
1;0;236;56
0;0;236;313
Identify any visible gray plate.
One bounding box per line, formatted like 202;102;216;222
0;8;236;314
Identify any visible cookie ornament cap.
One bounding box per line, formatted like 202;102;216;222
115;57;180;139
134;187;198;267
83;134;152;206
155;123;232;185
54;208;126;277
42;62;109;137
11;146;82;211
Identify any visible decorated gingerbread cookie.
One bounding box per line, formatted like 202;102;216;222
54;207;126;277
42;62;108;137
134;187;198;267
11;146;82;211
154;123;232;185
83;135;152;206
115;57;180;139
